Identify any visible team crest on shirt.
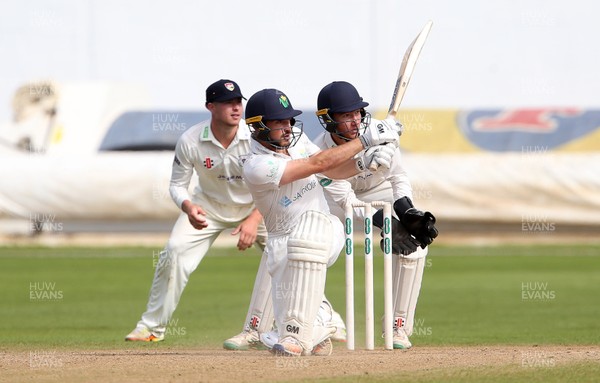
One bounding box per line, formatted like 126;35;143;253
203;157;214;168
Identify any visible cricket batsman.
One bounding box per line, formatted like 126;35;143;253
241;88;399;356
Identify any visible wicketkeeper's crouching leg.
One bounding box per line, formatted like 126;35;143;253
374;196;438;349
271;210;343;356
390;247;427;349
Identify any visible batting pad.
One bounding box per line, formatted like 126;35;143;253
279;211;333;351
279;260;327;352
391;248;427;336
287;210;334;263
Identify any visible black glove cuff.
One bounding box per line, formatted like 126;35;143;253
372;209;384;228
393;196;414;217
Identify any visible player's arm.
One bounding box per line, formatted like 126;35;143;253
279;138;364;185
169;140;208;229
385;147;414;200
279;117;399;185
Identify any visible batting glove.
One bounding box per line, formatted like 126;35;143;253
359;119;400;149
354;144;396;172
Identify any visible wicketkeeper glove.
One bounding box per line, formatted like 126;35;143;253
393;196;438;248
372;209;421;256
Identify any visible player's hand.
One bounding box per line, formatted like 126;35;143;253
182;201;208;230
373;209;421;255
355;144;395;172
393;197;438;248
383;117;404;136
231;220;258;251
369;142;398;171
359;119;400;149
232;209;262;251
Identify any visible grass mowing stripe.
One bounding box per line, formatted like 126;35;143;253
1;245;599;349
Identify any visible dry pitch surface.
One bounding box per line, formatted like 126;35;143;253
2;345;598;383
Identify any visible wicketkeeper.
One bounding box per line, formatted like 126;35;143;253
313;81;438;349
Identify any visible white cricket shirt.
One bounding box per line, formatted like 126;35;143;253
169;119;254;208
242;134;330;236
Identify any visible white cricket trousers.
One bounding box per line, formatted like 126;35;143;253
136;196;266;334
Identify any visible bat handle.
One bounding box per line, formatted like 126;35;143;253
368;160;379;172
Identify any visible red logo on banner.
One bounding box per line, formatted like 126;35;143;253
473;108;581;132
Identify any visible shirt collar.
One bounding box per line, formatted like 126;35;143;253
250;139;289;159
199;120;251;143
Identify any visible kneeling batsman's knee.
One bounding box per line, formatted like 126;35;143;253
288;211;333;264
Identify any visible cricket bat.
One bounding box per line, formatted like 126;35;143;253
370;20;433;171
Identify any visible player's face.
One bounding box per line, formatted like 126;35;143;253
209;98;244;126
332;109;362;140
264;119;293;147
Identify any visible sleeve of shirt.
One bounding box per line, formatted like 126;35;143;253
319;176;355;209
387;148;413;201
169;138;194;209
243;155;286;191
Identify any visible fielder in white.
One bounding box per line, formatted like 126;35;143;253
313;81;438;349
125;79;268;342
241;88;399;356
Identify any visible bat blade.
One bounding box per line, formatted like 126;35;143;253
369;20;433;172
387;20;433;119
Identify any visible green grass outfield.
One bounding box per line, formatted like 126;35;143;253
1;244;599;382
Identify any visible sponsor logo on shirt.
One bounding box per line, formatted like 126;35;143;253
173;156;181;166
279;196;293;207
319;178;333;187
266;160;279;178
218;175;243;182
291;180;317;202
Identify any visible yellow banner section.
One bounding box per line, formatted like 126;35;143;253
372;109;477;153
373;109;600;153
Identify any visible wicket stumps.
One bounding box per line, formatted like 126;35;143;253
344;201;393;350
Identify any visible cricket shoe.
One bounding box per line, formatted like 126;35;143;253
393;327;412;350
309;338;333;356
329;310;347;342
262;331;332;356
260;330;278;350
223;329;266;351
271;336;304;357
125;326;164;342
